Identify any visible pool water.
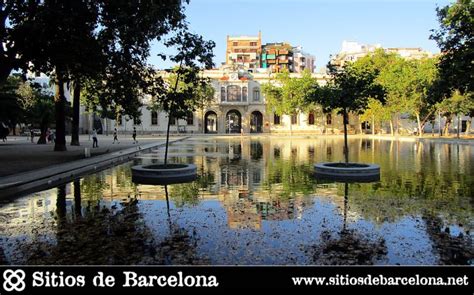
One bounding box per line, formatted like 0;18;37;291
0;137;472;265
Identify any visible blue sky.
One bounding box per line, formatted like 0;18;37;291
149;0;452;71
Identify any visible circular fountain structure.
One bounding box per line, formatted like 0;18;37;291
314;162;380;182
131;164;197;185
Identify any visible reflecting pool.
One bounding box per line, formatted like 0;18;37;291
0;137;473;265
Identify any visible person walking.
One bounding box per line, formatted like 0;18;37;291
46;128;51;143
92;129;98;148
132;127;137;144
113;128;119;144
30;128;34;143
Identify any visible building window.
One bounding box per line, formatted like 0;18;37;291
252;88;260;101
220;87;226;102
308;112;315;125
227;85;242;102
133;116;140;126
250;42;257;46
326;113;332;125
274;113;280;125
291;113;298;125
151;111;158;125
186;111;194;125
242;87;247;101
233;42;238;46
169;115;176;125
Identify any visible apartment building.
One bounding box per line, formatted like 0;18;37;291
226;32;262;71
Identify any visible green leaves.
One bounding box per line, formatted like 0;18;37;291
430;0;473;95
262;69;318;116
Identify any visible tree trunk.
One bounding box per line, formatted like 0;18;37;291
164;60;183;165
444;117;451;136
343;109;349;164
372;115;375;135
54;78;67;151
395;113;400;135
290;117;293;136
438;111;442;137
73;179;82;217
164;114;171;166
457;114;460;139
389;118;394;136
56;185;67;219
37;118;48;144
324;114;328;135
416;113;423;137
71;81;81;146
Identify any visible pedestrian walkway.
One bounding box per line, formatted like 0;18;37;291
0;134;187;198
0;134;181;177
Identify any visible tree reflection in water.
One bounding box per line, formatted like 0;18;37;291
154;185;208;264
16;180;206;265
422;213;473;265
310;182;387;265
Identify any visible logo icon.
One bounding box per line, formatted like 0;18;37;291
3;269;26;292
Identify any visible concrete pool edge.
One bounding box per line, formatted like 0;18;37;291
0;137;189;199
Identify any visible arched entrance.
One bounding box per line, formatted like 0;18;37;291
250;111;263;133
204;111;218;133
226;110;241;134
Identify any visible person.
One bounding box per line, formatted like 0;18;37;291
46;128;51;143
132;127;137;144
50;130;56;143
113;128;119;144
92;129;98;148
30;129;34;143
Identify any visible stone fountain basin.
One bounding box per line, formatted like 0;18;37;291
131;164;197;185
314;162;380;180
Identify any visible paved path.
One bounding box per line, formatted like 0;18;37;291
0;134;181;177
0;135;187;198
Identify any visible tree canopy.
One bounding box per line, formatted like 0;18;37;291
430;0;474;96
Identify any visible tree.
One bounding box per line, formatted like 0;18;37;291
262;69;317;135
17;1;102;151
152;31;215;166
0;1;41;84
309;62;383;164
430;0;474;96
360;97;388;135
0;75;25;134
27;92;55;144
436;90;474;137
377;57;439;136
4;1;189;151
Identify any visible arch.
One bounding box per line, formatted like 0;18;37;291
250;111;263;133
226;109;242;134
204;111;218;133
